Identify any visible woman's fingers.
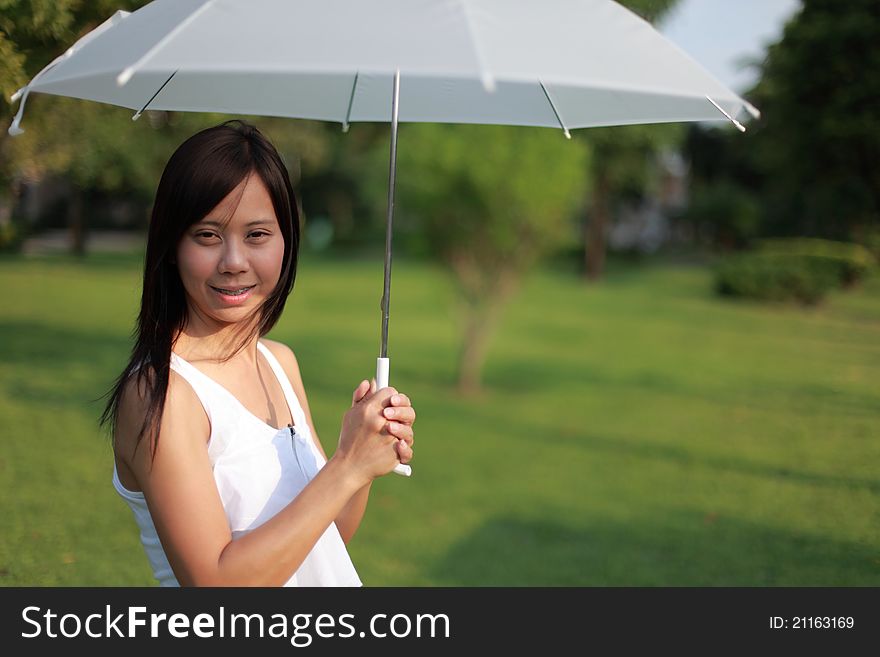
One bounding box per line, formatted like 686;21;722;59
395;439;414;464
385;421;414;445
351;380;370;406
390;393;411;408
381;404;415;425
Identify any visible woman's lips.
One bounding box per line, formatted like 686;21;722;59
210;284;255;305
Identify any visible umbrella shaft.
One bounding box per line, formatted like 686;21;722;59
381;69;400;359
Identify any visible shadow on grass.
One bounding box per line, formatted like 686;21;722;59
429;513;879;586
0;320;132;411
2;250;145;272
483;357;880;420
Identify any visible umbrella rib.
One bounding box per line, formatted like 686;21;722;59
117;0;218;87
539;80;571;139
705;96;746;132
132;69;180;121
342;71;359;133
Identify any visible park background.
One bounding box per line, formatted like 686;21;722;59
0;0;877;585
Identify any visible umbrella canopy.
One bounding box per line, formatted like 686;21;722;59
9;0;758;136
8;0;759;478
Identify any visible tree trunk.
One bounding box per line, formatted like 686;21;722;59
326;190;353;243
457;298;503;393
68;186;86;257
584;170;610;281
454;266;518;394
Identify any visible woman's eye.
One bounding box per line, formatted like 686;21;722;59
195;231;217;239
249;231;270;239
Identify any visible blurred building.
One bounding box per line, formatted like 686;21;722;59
608;149;688;253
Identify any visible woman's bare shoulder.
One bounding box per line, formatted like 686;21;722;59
260;338;307;397
114;367;210;467
260;337;298;366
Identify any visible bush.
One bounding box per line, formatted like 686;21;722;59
0;221;25;253
715;238;876;305
683;181;761;249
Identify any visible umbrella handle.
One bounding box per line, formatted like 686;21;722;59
377;357;412;477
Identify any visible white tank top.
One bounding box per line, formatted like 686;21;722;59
112;340;362;587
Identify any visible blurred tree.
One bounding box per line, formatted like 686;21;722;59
362;124;588;391
579;0;682;281
746;0;880;241
0;2;337;255
680;179;761;249
293;121;389;249
353;0;680;389
1;0;147;253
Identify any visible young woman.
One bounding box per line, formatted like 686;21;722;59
101;120;415;587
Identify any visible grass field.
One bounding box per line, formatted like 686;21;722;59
1;249;878;586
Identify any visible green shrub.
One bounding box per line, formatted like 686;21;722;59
856;227;880;266
0;221;24;253
715;238;876;305
757;238;875;286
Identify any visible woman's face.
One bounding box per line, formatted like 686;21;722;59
175;173;285;330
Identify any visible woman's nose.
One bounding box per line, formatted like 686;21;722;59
219;241;248;274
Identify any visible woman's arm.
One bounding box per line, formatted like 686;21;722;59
117;368;400;586
263;340;414;543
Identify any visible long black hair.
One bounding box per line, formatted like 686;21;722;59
100;119;300;461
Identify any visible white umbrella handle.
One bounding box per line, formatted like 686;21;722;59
377;357;412;477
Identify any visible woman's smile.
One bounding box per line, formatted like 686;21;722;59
210;284;256;304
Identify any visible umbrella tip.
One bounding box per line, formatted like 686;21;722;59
117;67;134;87
706;96;747;133
8;87;28;136
744;100;762;120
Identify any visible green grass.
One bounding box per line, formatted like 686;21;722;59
1;249;878;586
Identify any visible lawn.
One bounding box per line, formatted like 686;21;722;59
1;249;878;586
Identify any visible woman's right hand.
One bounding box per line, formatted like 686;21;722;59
332;379;408;485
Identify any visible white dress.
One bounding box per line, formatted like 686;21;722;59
112;340;362;587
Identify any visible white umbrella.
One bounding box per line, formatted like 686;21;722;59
8;0;759;477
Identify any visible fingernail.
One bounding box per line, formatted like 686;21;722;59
391;395;400;404
384;408;395;418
